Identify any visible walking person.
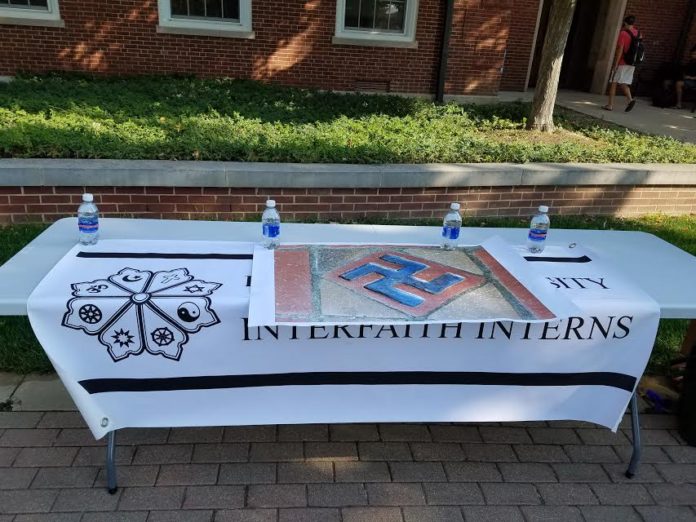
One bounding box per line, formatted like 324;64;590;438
604;15;643;112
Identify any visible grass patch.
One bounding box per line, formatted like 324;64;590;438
2;74;696;164
0;224;52;374
1;215;694;375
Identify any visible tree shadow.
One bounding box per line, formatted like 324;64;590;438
6;0;436;125
0;74;428;125
2;98;695;165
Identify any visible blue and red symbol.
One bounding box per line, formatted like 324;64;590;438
340;254;464;307
327;251;485;317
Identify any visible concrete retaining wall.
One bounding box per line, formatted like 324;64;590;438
1;160;694;223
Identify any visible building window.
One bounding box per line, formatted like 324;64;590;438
1;0;49;9
334;0;418;46
0;0;63;26
157;0;253;38
170;0;239;22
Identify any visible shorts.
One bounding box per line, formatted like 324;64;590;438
612;65;635;85
684;79;696;90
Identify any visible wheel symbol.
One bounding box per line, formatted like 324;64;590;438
151;327;174;346
79;304;102;324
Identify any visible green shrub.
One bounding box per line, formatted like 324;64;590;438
2;75;695;163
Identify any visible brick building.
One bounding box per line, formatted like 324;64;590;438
0;0;694;96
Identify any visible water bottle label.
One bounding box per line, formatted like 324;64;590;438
442;226;460;240
263;223;280;238
78;216;99;234
528;228;547;242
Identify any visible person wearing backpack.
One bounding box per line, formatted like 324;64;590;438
603;15;644;112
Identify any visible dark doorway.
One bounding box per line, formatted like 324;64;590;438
528;0;602;91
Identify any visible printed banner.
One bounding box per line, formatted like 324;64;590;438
27;239;659;439
248;237;579;326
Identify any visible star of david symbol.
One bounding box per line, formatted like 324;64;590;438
62;268;222;362
327;251;486;317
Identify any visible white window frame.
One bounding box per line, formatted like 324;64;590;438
0;0;63;27
334;0;418;47
157;0;253;39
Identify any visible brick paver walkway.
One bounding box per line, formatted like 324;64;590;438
1;413;695;521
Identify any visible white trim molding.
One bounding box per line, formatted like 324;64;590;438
334;0;419;46
157;0;253;38
524;0;544;91
0;0;63;27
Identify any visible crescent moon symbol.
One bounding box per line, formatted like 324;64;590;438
123;274;143;282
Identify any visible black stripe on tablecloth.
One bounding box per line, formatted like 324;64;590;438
523;255;592;263
76;252;253;260
79;371;636;394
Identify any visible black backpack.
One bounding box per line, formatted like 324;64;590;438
623;29;645;66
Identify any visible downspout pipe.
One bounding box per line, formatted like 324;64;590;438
436;0;455;103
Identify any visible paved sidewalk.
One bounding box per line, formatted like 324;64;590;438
555;90;696;144
1;409;696;520
471;90;696;143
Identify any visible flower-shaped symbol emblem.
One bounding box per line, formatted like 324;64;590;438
62;268;222;362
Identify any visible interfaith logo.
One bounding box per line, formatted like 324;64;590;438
327;251;485;317
62;267;222;362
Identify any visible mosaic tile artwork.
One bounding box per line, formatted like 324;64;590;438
274;245;554;324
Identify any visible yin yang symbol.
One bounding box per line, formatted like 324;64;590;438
177;302;200;323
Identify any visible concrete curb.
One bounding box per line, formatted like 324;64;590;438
1;159;695;188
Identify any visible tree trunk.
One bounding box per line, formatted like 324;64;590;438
526;0;577;132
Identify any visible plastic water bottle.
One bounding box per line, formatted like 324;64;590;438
78;193;99;245
441;202;462;250
527;205;550;253
262;199;281;249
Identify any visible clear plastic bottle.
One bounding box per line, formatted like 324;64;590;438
78;193;99;246
441;202;462;250
262;199;281;249
527;205;550;253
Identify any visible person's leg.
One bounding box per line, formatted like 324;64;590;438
676;81;684;109
605;81;618;110
620;83;636;112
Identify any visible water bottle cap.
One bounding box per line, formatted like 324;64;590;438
538;205;549;213
450;202;461;211
266;200;276;208
82;193;94;203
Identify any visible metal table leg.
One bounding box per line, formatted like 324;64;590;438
625;392;641;478
106;430;118;494
678;319;696;446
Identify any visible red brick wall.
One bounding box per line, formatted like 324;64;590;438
0;0;541;95
2;185;694;224
2;0;691;95
683;5;696;59
0;0;440;93
445;0;510;95
624;0;690;85
500;0;541;91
